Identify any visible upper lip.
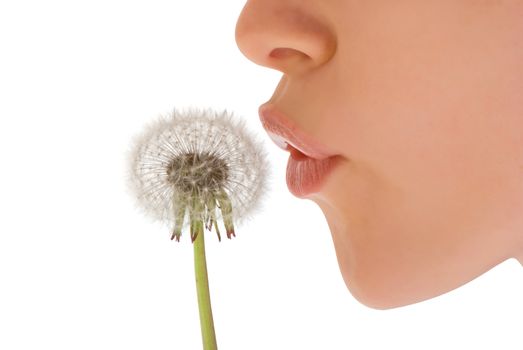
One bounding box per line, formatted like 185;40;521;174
258;103;338;160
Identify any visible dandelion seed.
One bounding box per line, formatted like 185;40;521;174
127;106;271;242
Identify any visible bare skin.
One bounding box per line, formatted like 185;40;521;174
235;0;523;309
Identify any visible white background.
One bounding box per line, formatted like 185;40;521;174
1;1;522;349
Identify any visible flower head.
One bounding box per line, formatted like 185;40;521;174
127;107;270;242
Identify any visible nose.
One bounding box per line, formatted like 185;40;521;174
235;1;337;76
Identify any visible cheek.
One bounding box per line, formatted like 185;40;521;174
317;126;516;309
316;162;447;309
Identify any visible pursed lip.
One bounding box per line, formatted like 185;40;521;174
258;103;338;160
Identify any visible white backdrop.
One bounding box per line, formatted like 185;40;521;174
1;1;522;349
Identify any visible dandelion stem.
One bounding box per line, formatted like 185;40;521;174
194;222;218;350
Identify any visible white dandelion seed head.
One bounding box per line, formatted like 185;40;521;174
126;106;271;234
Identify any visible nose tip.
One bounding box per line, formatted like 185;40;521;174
234;1;336;75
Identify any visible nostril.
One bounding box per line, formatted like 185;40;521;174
270;47;311;60
268;47;313;75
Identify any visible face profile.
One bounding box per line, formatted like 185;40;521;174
235;0;523;309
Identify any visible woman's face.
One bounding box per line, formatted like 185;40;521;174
235;0;523;309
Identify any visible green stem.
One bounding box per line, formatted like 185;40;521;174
194;223;218;350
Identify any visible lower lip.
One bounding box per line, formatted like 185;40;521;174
286;152;342;198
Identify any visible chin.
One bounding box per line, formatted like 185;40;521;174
339;266;431;310
312;195;445;310
332;246;432;310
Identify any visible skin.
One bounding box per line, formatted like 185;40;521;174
235;0;523;309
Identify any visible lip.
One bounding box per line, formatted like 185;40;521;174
258;103;338;160
258;103;342;197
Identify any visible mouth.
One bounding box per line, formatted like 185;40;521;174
258;103;342;197
258;103;339;160
287;144;309;161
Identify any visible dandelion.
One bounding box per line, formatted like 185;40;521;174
127;106;270;350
